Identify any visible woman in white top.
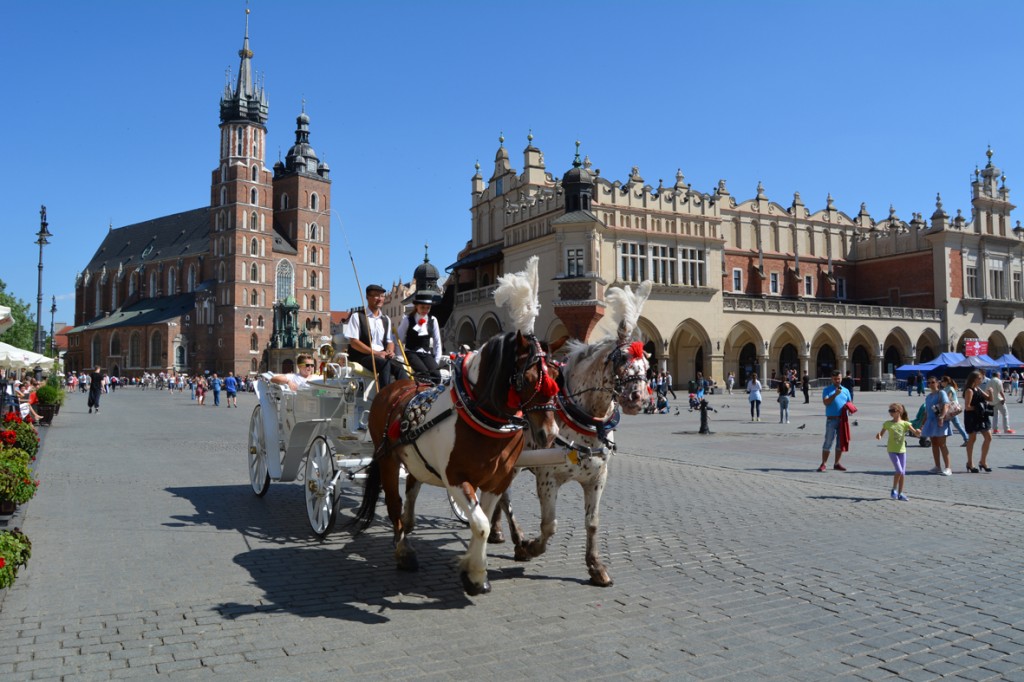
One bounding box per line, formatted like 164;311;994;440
747;374;763;422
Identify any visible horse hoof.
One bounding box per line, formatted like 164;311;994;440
513;545;531;562
396;554;419;572
488;529;505;544
589;573;613;587
460;571;491;596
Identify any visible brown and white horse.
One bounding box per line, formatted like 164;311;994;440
354;257;560;596
485;281;652;586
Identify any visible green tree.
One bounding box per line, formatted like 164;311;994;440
0;279;36;350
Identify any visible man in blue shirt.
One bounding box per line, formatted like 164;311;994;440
224;371;238;408
819;369;852;472
210;373;223;407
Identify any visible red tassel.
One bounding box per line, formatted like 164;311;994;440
629;341;645;360
507;385;520;410
540;374;559;398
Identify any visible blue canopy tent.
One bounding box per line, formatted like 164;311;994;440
894;352;966;379
946;355;1001;370
995;353;1024;368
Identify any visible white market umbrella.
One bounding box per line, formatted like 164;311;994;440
0;341;54;370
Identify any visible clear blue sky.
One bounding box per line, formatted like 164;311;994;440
3;1;1023;323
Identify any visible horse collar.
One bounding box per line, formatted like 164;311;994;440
451;352;524;438
556;368;621;444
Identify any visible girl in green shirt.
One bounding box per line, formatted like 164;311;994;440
876;403;921;501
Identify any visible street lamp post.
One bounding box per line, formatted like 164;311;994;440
49;296;57;357
34;205;52;354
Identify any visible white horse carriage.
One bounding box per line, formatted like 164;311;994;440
246;348;375;537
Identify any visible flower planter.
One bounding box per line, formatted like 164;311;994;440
36;404;56;426
0;499;15;520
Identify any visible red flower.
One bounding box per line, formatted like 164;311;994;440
418;318;426;325
0;557;5;569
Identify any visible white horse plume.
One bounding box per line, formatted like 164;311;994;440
494;255;541;335
591;280;653;342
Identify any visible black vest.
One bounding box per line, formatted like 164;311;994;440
404;313;435;353
348;311;391;363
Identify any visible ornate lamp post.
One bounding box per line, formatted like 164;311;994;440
49;296;57;357
34;205;52;354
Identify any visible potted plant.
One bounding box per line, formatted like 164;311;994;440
34;384;62;425
3;414;38;458
0;528;32;589
0;456;38;507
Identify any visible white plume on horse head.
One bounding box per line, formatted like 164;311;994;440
494;255;541;335
602;278;651;337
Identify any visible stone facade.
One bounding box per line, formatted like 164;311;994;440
447;136;1024;390
66;14;331;379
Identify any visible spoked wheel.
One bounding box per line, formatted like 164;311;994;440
305;436;337;539
248;406;270;497
449;494;470;525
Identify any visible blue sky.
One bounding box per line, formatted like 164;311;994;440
3;1;1023;322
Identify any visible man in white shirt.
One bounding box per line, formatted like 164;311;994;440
986;371;1013;433
344;284;408;387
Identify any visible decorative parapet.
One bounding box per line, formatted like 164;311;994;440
723;295;944;321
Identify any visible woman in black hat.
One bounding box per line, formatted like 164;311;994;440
397;290;443;384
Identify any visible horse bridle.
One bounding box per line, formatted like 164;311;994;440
509;334;558;415
604;339;649;402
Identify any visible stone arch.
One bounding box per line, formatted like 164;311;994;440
724;320;765;383
916;328;942;361
478;313;502;345
987;331;1008;358
768;322;805;376
454;316;476;350
848;325;880;389
883;327;914;372
668;318;711;385
1013;332;1024;360
810;323;842;378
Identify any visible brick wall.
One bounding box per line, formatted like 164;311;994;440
848;252;934;307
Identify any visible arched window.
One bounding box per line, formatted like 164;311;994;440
110;282;118;311
310;295;317;311
310;270;318;289
220;164;227;183
250;333;259;352
149;272;158;297
220;186;227;206
187;265;196;292
167;268;177;294
257;315;265;328
175;346;186;367
128;332;141;367
149;331;163;367
91;336;101;366
236;126;243;156
309;223;318;241
218;262;227;284
251;237;258;256
110;332;121;357
250;188;258;205
251;165;258;182
245;314;252;327
250;263;259;282
276;260;294;302
251;358;258;373
310;193;318;210
280;193;289;210
128;272;137;296
311;246;318;264
250;212;257;231
242;288;248;305
250;289;258;306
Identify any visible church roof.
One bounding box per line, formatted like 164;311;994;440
83;207;210;274
66;287;204;334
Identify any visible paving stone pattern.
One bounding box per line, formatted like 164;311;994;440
1;387;1022;680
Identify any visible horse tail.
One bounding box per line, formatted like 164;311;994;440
353;457;382;530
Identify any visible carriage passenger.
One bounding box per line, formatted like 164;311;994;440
269;353;320;392
343;284;408;387
396;290;443;384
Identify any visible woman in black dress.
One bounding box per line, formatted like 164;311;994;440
962;370;993;473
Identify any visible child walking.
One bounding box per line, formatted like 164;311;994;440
876;402;921;501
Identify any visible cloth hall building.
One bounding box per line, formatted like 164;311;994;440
447;136;1024;389
66;17;331;379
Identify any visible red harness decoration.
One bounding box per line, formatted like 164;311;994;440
628;341;645;361
452;353;522;439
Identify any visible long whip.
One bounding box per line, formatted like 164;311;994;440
331;210;380;392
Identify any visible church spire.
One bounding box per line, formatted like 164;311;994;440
219;7;268;125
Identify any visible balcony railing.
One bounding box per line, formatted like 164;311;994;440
454;284;498;305
722;295;943;321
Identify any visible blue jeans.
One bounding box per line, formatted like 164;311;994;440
822;417;840;451
213;391;221;406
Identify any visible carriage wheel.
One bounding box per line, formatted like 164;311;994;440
449;494;470;526
247;406;270;497
305;436;337;539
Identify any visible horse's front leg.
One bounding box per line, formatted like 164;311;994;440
400;473;422;535
452;482;496;596
520;468;559;559
583;463;612;586
380;456;417;571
